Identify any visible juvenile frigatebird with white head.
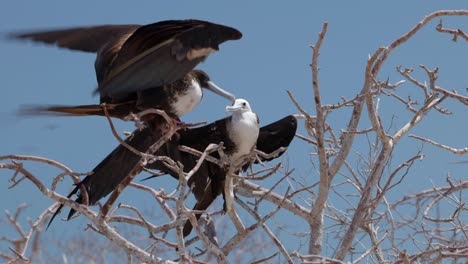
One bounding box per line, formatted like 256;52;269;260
225;99;260;162
159;98;260;236
45;105;296;238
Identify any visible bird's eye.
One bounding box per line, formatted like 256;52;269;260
242;102;246;106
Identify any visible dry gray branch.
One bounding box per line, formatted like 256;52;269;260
2;9;468;264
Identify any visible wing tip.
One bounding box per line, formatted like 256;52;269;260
3;31;31;42
230;28;243;40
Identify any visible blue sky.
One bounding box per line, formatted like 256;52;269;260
1;1;467;261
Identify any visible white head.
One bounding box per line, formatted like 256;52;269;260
226;98;252;113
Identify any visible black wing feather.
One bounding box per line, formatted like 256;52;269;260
10;25;139;53
98;43;203;97
48;124;162;226
48;115;295;237
255;115;297;162
98;20;241;96
149;115;297;236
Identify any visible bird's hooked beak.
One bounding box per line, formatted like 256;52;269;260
226;99;245;112
206;81;236;103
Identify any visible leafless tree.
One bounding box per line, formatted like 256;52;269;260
1;10;467;264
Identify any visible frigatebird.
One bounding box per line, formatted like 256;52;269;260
148;113;298;236
47;108;296;237
153;102;298;236
13;19;240;120
47;99;259;227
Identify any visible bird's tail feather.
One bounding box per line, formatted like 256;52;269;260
183;179;224;237
19;103;135;119
46;185;79;229
48;125;161;228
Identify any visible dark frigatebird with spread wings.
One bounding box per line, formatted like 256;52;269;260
13;19;240;120
47;100;296;237
48;98;259;227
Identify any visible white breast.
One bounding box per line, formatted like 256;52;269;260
229;112;259;160
173;79;203;117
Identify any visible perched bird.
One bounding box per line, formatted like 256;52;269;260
50;99;258;224
150;112;299;236
175;98;261;235
47;107;296;237
13;19;240;120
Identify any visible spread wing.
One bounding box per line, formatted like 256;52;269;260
178;116;232;152
10;25;140;53
255;115;297;162
150;115;297;175
149;115;297;236
98;19;242;97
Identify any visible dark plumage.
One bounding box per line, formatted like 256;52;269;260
14;19;240;119
47;115;297;236
12;19;243;230
162;113;296;236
